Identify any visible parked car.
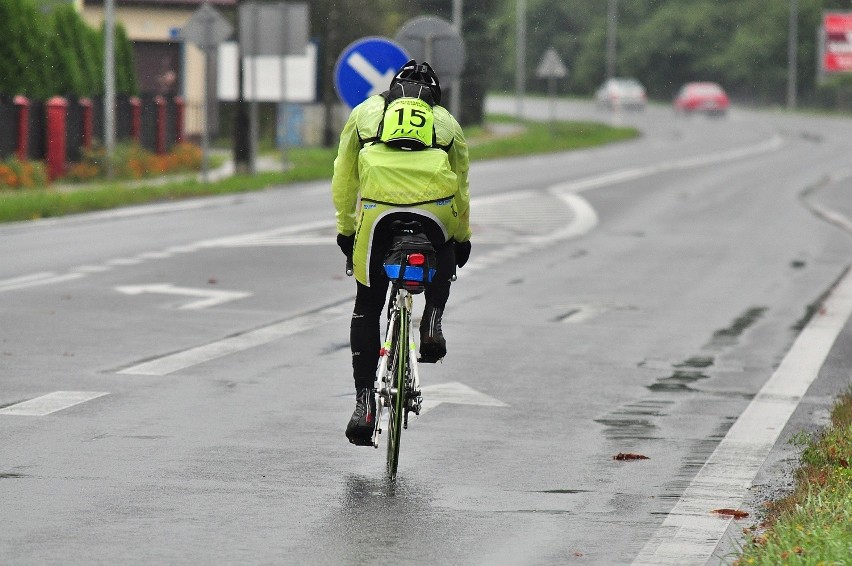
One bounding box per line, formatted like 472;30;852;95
673;82;730;116
595;78;647;111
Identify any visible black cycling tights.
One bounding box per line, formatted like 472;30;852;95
350;245;453;389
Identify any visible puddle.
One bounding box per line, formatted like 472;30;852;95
647;369;709;393
706;306;767;349
674;356;714;369
655;417;737;504
594;417;659;440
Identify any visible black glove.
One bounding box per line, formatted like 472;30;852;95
337;233;355;257
454;240;471;268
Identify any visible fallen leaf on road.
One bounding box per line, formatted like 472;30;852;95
712;508;749;519
613;453;649;461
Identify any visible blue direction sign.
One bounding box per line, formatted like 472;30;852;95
334;37;409;108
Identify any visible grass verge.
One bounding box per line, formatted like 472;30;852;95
735;388;852;565
0;117;637;224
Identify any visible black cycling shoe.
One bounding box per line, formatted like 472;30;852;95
345;387;376;446
419;304;446;364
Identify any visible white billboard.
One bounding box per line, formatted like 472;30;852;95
217;41;317;102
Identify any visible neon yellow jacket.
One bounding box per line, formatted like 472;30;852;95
332;94;471;242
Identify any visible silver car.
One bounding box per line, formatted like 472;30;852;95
595;77;647;111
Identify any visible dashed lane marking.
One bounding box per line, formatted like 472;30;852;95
0;391;109;416
0;272;86;292
117;300;352;376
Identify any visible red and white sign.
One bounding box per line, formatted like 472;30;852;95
823;12;852;73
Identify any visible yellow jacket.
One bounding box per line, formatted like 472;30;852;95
332;94;471;242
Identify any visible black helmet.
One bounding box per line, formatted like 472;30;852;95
389;59;441;105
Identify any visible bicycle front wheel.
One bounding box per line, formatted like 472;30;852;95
386;302;408;479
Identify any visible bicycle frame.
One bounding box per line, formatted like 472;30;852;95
372;284;422;478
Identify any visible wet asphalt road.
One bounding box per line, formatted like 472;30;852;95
2;97;852;565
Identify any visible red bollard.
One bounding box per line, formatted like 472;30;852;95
46;97;68;181
130;96;141;143
174;96;185;144
155;95;166;154
14;95;29;161
79;98;93;150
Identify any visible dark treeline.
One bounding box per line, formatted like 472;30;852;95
491;0;852;107
0;0;137;100
310;0;852;120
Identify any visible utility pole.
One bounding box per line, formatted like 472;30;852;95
234;0;251;173
515;0;526;119
450;0;462;120
606;0;617;79
104;0;115;179
323;2;338;147
787;0;798;109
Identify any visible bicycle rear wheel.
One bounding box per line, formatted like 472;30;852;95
386;302;408;479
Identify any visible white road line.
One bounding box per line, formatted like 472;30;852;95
0;272;86;292
552;135;784;194
632;267;852;565
0;391;109;416
106;258;144;266
0;272;56;287
118;301;351;376
74;265;113;273
115;283;252;310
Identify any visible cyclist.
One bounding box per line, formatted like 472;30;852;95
332;60;472;446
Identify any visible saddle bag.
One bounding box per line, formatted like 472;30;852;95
383;230;437;294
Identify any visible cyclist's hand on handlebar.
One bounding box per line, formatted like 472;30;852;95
454;240;471;268
336;233;355;257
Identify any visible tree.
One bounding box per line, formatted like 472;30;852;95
0;0;53;98
114;23;138;96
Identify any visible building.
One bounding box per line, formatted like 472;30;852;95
79;0;236;137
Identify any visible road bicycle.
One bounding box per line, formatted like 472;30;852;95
347;221;435;479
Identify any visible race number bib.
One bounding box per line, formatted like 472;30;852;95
379;97;434;149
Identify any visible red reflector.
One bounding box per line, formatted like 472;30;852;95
408;253;425;266
405;281;419;287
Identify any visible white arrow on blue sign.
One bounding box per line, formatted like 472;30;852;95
334;36;410;108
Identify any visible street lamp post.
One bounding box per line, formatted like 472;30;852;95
606;0;617;79
450;0;462;119
515;0;526;118
104;0;115;179
787;0;798;109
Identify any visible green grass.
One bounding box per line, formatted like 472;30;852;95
735;388;852;565
0;116;638;224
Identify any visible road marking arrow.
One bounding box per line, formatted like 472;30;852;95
419;382;509;415
115;283;251;310
347;52;397;96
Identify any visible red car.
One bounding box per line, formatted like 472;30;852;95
674;82;729;116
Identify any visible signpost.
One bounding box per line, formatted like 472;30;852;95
395;16;465;117
535;47;568;130
238;2;309;172
334;37;410;108
180;3;233;182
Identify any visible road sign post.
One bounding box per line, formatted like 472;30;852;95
535;47;568;131
395;16;465;117
180;3;233;182
334;37;410;108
